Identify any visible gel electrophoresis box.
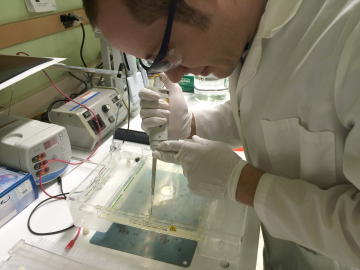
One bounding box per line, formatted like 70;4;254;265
0;166;38;229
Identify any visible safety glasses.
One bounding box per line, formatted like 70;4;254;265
139;0;182;74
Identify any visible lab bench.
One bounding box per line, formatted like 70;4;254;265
0;93;261;270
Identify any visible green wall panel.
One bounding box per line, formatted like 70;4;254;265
0;0;83;25
0;0;101;107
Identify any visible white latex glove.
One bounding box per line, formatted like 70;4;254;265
139;73;192;140
152;136;248;201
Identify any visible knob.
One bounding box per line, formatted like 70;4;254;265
102;104;111;113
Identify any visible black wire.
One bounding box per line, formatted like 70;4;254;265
47;99;69;123
96;62;103;69
28;194;75;235
58;176;67;200
89;74;94;88
80;22;87;68
123;87;131;144
123;53;130;70
97;75;104;86
27;178;75;236
69;72;87;92
122;55;131;144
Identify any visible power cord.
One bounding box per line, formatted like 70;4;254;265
121;56;132;144
79;22;87;68
47;98;69;123
27;177;74;235
69;72;88;93
60;14;87;68
17;50;100;249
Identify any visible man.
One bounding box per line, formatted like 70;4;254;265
83;0;360;269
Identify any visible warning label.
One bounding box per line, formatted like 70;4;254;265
130;219;168;232
169;226;177;232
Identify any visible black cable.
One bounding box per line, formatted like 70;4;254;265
123;86;131;144
27;178;75;236
97;75;104;86
47;99;69;123
89;74;94;88
123;53;130;71
57;176;67;200
80;22;87;68
28;194;75;235
96;62;103;69
69;72;87;92
122;55;131;144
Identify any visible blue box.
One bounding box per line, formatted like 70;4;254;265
0;166;38;229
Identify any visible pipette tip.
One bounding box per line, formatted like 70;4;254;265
150;194;154;216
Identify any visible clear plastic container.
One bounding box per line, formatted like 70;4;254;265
100;156;210;240
0;240;92;270
194;75;229;103
67;146;249;267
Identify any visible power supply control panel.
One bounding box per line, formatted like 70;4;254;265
49;87;128;150
0;115;71;184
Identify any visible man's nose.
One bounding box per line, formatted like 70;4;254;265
164;66;188;83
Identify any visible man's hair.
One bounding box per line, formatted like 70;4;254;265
83;0;212;31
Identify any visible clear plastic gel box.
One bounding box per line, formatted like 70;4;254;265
67;145;248;265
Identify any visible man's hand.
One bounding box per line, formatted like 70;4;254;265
139;73;192;140
153;136;248;200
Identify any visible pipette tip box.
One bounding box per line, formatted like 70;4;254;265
0;165;38;229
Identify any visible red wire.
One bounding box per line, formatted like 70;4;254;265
16;52;102;199
16;53;96;247
74;227;81;240
65;227;82;250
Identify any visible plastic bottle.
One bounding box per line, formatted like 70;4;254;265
194;74;229;103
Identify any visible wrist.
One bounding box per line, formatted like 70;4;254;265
235;164;265;207
227;160;248;201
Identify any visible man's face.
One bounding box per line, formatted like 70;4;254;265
97;0;246;83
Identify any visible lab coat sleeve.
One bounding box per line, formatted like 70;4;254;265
254;24;360;267
192;100;240;141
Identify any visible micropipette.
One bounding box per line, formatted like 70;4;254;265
149;75;169;214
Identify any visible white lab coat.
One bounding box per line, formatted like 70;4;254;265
193;0;360;269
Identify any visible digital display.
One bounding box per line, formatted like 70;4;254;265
43;137;57;150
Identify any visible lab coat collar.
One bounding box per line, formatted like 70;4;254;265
237;0;303;90
261;0;303;39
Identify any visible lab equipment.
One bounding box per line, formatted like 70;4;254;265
49;87;128;150
149;75;169;212
67;145;253;268
0;166;38;229
95;32;148;114
115;128;149;145
139;73;192;140
50;63;119;78
0;55;64;91
0;115;71;184
194;74;229;103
